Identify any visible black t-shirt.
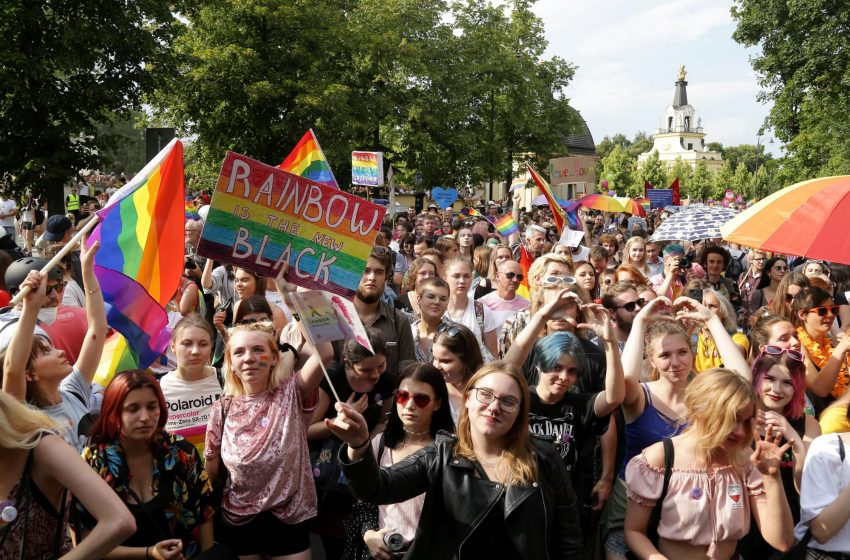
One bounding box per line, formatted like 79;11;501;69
320;361;394;432
528;388;608;473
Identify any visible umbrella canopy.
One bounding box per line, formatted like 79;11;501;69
651;204;739;242
615;197;647;217
531;194;548;206
663;205;684;213
720;175;850;264
577;194;625;213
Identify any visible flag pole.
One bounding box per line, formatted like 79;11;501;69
9;215;101;307
287;291;343;404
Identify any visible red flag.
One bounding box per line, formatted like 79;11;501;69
527;164;567;233
644;181;653;199
670;177;680;205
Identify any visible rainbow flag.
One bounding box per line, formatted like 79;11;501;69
495;214;519;236
93;334;142;386
516;246;533;300
88;139;185;380
509;178;527;192
527;164;567;234
466;208;487;220
185;201;201;221
278;129;339;189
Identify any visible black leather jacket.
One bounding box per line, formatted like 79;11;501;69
339;431;584;559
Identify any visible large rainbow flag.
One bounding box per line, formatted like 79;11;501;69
527;164;567;234
88;139;185;382
278;129;339;189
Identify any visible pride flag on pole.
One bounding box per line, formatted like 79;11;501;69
527;164;567;234
88;139;185;381
279;129;339;189
494;214;519;236
516;246;533;300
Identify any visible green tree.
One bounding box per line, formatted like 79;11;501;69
690;159;713;201
732;0;850;180
711;161;734;200
731;162;753;199
599;145;637;196
668;157;693;197
625;131;654;160
0;1;184;211
637;150;667;190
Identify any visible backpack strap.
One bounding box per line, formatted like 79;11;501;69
660;438;674;499
838;434;846;463
473;300;485;332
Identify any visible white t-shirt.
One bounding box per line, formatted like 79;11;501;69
160;368;223;457
443;297;499;340
0;199;16;228
795;434;850;552
42;367;93;453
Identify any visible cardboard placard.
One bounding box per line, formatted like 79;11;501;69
198;152;386;298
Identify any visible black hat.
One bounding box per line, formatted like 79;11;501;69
43;215;73;241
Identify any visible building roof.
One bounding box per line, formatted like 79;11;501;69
560;109;597;156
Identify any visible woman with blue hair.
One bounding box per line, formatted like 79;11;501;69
528;309;625;549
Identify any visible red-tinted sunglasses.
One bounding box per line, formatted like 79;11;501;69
394;389;433;408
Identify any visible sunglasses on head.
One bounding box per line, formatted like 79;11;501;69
501;271;524;281
759;345;804;362
437;323;463;338
372;246;390;256
807;305;840;317
394;389;433;408
615;298;646;312
541;275;576;287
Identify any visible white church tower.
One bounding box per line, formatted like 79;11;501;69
638;66;723;171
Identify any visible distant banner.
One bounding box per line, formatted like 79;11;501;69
352;151;384;186
646;189;674;209
198;152;386;298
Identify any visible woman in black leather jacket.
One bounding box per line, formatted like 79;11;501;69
328;360;584;559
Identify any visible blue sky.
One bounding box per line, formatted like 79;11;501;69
532;0;778;153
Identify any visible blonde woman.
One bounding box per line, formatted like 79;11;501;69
329;361;584;559
622;236;650;277
470;245;492;298
204;322;332;559
624;369;794;559
0;392;135;558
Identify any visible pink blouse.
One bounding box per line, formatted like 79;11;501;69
205;374;318;525
625;452;765;559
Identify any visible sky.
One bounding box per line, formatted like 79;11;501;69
532;0;778;153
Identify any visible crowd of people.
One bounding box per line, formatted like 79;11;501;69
1;184;850;560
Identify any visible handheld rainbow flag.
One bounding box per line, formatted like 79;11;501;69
465;208;487;220
509;178;527;192
516;245;533;300
495;214;519;236
87;138;185;380
185;200;201;221
278;129;339;189
527;164;567;234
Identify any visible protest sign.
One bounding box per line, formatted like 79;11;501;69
431;187;458;208
198;152;386;298
352;151;384;186
558;228;585;248
646;188;674;209
289;290;373;353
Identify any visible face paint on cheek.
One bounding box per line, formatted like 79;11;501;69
258;354;271;369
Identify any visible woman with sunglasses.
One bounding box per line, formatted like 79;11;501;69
793;287;850;414
1;241;105;453
601;296;751;559
411;278;451;363
329;361;584;559
347;363;454;560
443;258;499;359
749;257;790;311
396;258;438;320
432;323;484;425
764;272;810;321
738;345;821;558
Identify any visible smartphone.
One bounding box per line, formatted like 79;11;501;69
687;289;703;302
216;299;232;313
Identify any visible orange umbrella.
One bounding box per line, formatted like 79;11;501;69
577;194;625;213
720;176;850;263
615;197;647;217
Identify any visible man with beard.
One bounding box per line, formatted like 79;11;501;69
331;247;415;376
602;281;645;352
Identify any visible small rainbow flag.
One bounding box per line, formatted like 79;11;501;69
278;129;339;189
88;139;185;381
495;214;519;236
516;245;533;300
465;208;487;220
185;201;201;221
509;179;527;192
527;164;568;234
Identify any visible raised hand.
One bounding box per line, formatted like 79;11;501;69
750;425;792;476
579;302;616;342
635;296;675;323
673;296;713;325
325;401;370;450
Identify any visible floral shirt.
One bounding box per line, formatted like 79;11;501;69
75;432;215;557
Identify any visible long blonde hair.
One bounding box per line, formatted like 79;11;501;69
223;321;290;396
645;321;692;381
455;362;537;485
0;391;59;450
682;368;755;469
623;236;648;271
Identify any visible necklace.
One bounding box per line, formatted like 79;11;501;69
797;327;849;398
700;332;720;359
403;427;430;436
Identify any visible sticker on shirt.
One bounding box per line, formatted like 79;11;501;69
728;483;742;510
